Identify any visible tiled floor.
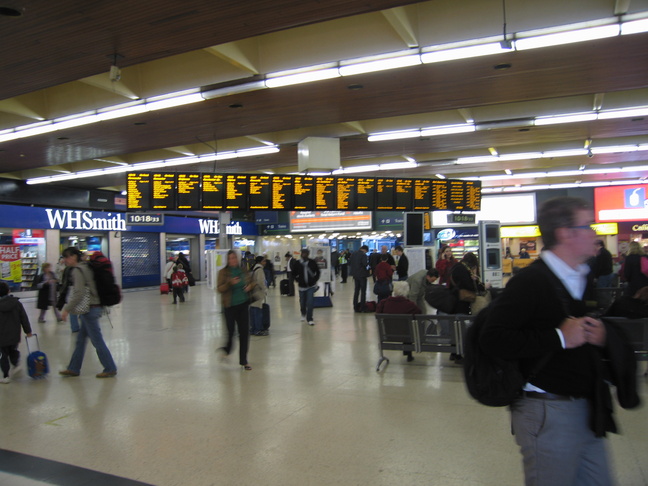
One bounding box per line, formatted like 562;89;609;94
1;282;646;486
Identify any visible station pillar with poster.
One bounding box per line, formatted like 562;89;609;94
478;220;503;289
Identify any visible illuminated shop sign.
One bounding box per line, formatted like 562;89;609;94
501;223;617;238
45;209;126;231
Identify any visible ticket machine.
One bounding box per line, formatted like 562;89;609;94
478;220;503;288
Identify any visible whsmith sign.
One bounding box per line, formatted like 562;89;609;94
0;204;257;236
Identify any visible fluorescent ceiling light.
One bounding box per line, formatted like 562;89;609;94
339;54;421;76
590;145;640;154
202;81;267;99
367;129;421;142
265;68;340;88
420;124;475;136
146;93;204;111
515;24;619;50
380;161;418;170
435;174;446;179
332;165;381;175
621;18;648;35
598;107;648;120
498;152;543;161
421;43;505;63
455;155;499;164
26;145;280;185
542;148;588;157
534;113;598;126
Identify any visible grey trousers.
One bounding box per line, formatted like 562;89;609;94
511;396;613;486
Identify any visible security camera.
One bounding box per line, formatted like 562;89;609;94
109;65;121;82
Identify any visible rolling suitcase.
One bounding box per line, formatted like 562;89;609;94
280;279;291;296
26;334;49;379
160;282;170;294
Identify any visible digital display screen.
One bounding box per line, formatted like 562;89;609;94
376;178;396;210
395;179;413;211
356;178;375;210
271;175;293;210
127;172;481;212
336;177;355;210
151;173;176;210
248;175;272;210
413;179;432;211
176;173;201;210
225;174;248;210
201;174;225;209
293;176;315;211
127;172;152;210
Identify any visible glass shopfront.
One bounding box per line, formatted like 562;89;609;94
0;228;47;292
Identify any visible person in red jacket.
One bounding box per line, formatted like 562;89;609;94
435;245;457;286
171;264;188;304
373;253;394;302
377;281;421;362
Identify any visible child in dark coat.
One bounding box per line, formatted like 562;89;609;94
0;282;33;383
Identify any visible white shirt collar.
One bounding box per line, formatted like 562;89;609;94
540;250;590;300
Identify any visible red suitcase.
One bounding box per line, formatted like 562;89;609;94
160;282;169;294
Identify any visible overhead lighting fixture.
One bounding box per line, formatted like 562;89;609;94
514;24;619;50
504;169;512;175
265;64;340;88
26;145;279;185
435;173;446;179
421;43;505;63
620;18;648;35
534;113;598;126
367;129;421;142
339;53;421;76
368;123;474;142
201;80;267;100
0;89;204;144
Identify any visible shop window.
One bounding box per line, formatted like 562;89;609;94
0;228;46;292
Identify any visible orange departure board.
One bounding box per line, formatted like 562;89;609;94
201;174;225;209
177;173;201;210
248;175;272;210
127;172;152;210
225;174;248;210
413;179;432;211
376;178;396;210
394;178;413;211
293;176;315;210
315;177;335;210
271;175;292;210
356;178;375;210
336;177;355;210
151;173;176;210
127;172;480;212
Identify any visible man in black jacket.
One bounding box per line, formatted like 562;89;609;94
292;248;320;326
481;197;639;486
592;239;614;288
349;245;370;312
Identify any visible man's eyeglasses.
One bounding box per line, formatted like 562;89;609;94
570;225;595;231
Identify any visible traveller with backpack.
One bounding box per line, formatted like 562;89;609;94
58;247;117;379
0;282;33;384
477;197;639;485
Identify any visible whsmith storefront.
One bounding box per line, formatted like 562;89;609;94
0;204;256;292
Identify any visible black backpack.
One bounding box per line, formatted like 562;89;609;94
424;285;457;314
88;252;122;307
462;303;527;406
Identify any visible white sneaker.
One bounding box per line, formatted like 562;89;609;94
308;321;315;326
300;315;306;322
1;377;10;384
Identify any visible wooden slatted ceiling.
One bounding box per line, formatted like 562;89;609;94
1;33;647;175
0;0;422;101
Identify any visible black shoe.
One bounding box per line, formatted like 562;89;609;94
406;354;415;362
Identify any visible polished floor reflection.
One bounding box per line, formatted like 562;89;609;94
1;283;646;486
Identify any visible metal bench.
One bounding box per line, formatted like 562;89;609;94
375;314;419;371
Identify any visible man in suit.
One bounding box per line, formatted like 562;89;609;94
481;197;639;486
349;245;370;312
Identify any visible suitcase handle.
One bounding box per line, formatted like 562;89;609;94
25;333;40;354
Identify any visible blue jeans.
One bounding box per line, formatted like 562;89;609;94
67;307;117;374
299;287;316;321
69;313;80;333
249;306;263;334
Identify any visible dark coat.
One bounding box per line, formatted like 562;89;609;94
349;250;369;279
450;262;484;314
623;254;648;296
35;271;57;310
292;258;320;288
0;295;32;347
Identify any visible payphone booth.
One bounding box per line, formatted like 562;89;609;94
478;220;503;289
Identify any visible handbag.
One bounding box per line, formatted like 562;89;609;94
458;288;476;302
471;291;492;315
187;273;196;287
70;286;91;315
425;285;457;314
373;280;392;295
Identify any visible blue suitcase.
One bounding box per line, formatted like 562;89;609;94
26;334;49;379
262;303;271;330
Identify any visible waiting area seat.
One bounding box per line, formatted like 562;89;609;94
375;314;476;371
